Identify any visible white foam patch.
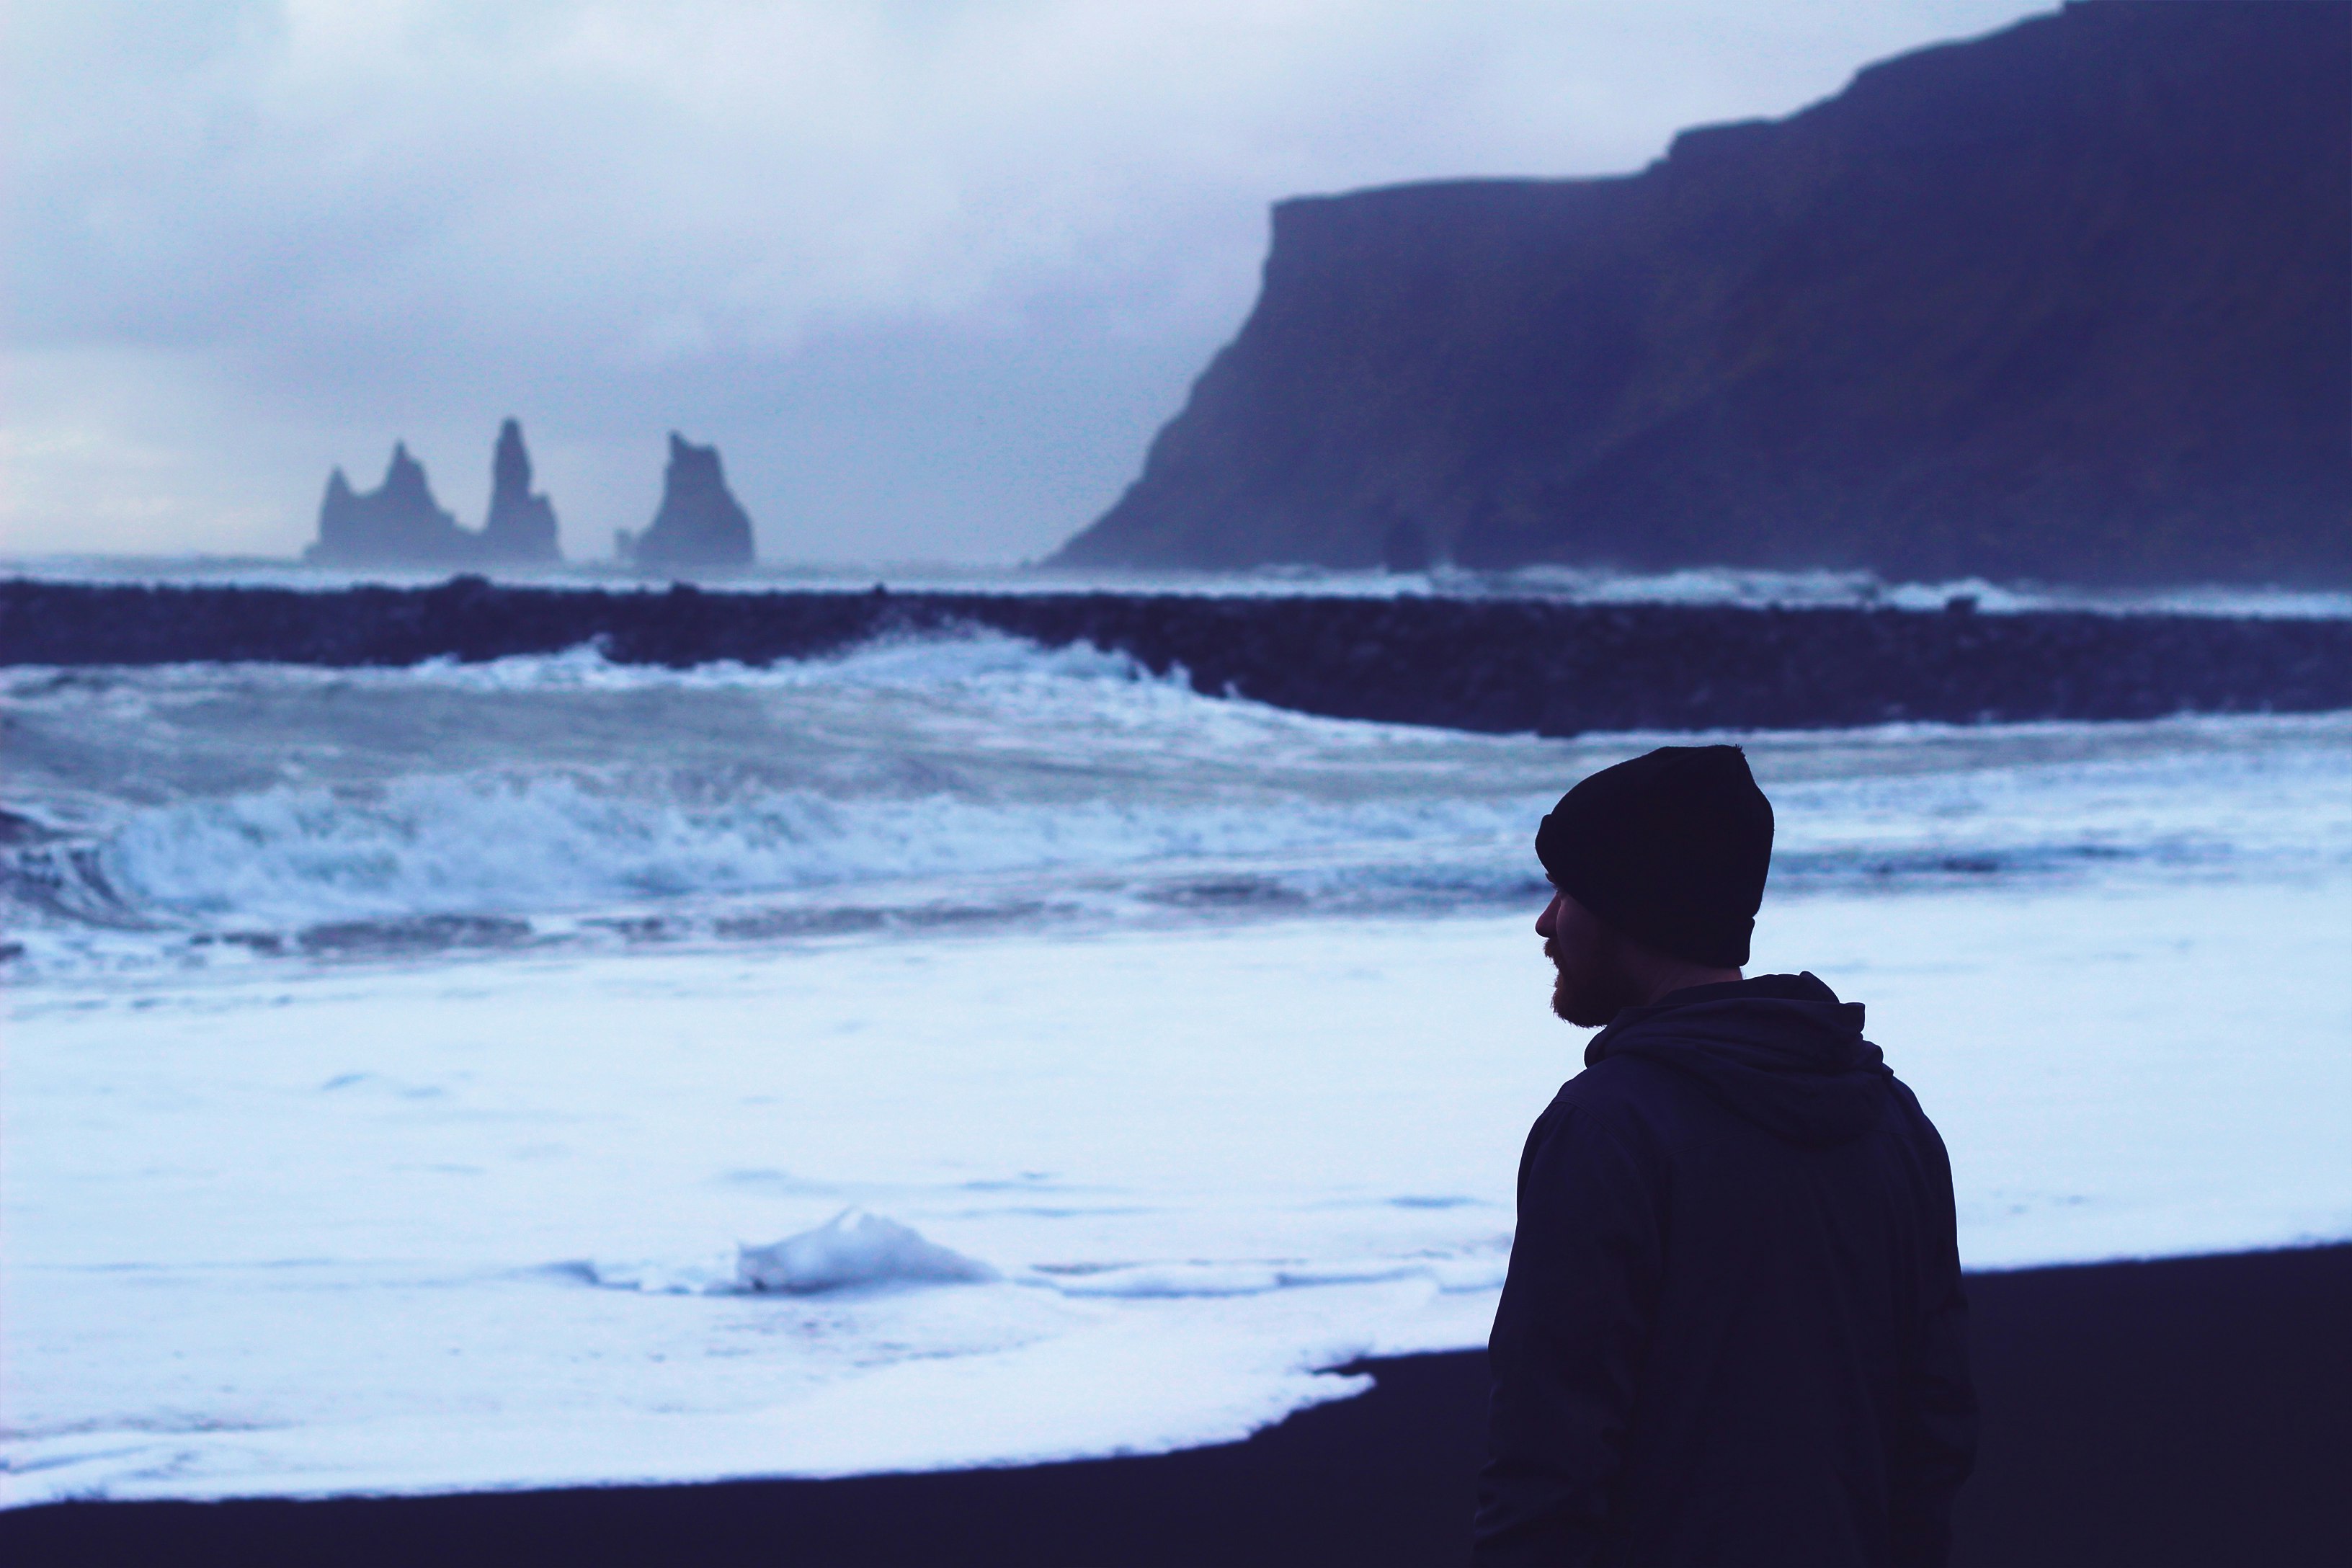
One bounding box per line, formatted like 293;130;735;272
6;878;2347;1506
0;1286;1394;1503
736;1210;997;1293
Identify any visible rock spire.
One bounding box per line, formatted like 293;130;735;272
625;433;755;569
304;423;566;566
479;419;561;563
306;443;471;566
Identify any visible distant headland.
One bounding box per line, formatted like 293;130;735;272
306;424;756;570
1053;1;2352;586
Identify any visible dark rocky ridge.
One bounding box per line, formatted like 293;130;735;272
5;580;2347;736
1056;1;2352;586
623;434;754;568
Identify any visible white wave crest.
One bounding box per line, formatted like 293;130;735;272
6;630;2347;970
92;770;1536;929
0;629;1167;704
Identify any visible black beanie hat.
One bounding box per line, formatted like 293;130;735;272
1534;745;1774;968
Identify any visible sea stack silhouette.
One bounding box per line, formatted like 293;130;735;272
306;443;471;566
305;422;564;566
1053;1;2352;586
479;419;561;564
625;433;755;569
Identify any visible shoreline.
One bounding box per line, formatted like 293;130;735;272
6;1244;2346;1567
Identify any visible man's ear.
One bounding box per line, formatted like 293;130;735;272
1607;921;1675;976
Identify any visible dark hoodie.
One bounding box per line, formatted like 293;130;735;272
1474;974;1975;1567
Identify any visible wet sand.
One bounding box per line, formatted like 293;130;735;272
6;1244;2346;1567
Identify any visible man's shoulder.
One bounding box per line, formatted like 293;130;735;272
1547;1051;1703;1126
1879;1069;1956;1167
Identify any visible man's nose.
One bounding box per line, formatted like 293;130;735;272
1535;894;1559;937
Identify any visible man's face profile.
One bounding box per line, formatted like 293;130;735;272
1536;887;1644;1028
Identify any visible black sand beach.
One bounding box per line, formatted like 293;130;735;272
6;1243;2346;1567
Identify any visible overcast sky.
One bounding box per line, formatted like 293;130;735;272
5;0;2047;565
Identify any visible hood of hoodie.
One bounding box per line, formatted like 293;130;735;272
1584;972;1892;1147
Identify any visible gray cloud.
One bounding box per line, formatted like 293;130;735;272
4;0;2045;562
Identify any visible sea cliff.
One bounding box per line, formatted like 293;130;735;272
1054;1;2351;585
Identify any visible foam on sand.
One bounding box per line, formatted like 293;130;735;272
737;1211;997;1294
5;872;2346;1507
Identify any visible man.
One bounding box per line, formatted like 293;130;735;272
1475;745;1975;1567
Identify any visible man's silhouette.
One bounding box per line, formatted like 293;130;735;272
1475;746;1975;1567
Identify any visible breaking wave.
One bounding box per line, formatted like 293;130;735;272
91;772;1534;927
5;632;2348;974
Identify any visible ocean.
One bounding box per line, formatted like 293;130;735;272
4;566;2349;1506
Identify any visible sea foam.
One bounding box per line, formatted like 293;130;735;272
737;1211;997;1294
4;635;2348;977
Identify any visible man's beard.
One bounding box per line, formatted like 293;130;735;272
1549;940;1645;1028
